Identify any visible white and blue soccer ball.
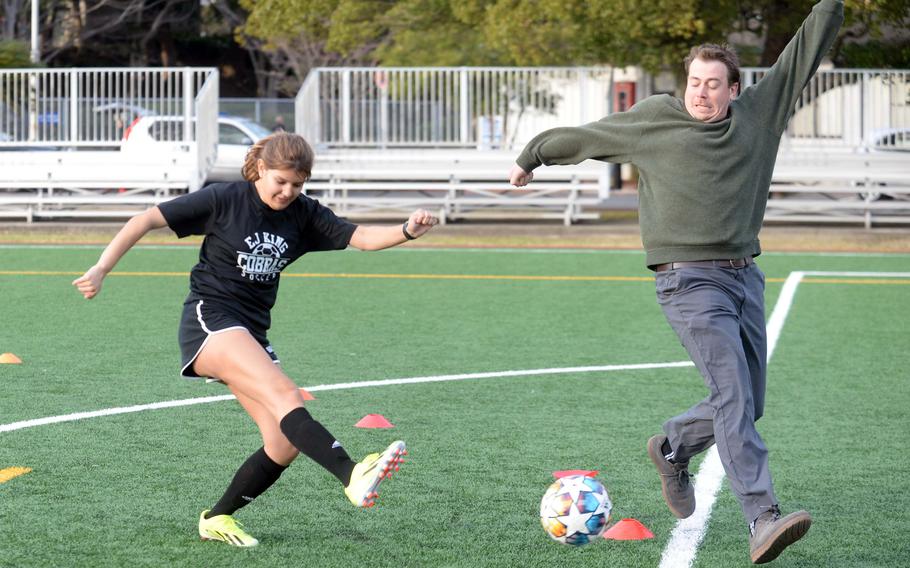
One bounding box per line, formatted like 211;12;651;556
539;475;612;546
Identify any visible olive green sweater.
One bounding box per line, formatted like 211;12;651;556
517;0;844;267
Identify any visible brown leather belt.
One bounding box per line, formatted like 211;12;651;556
651;257;754;272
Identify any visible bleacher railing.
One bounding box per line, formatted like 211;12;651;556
296;67;624;150
296;66;909;153
741;67;909;151
0;67;217;148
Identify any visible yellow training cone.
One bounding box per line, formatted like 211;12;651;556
0;467;32;484
0;353;22;364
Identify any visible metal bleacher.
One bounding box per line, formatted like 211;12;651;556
0;67;219;222
306;149;608;225
295;67;627;224
766;146;910;228
743;68;910;228
296;67;910;228
1;65;908;226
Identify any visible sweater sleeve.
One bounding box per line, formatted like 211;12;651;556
515;98;653;172
741;0;844;135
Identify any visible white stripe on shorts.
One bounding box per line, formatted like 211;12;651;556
186;300;280;380
182;300;248;377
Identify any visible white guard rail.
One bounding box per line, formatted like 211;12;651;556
741;68;910;151
0;67;218;210
296;66;644;150
291;66;909;227
743;68;910;227
0;67;216;148
304;149;610;225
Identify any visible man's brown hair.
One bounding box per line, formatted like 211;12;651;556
684;43;741;87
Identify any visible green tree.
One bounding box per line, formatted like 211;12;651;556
0;39;34;68
239;0;500;67
238;0;910;91
835;0;910;68
360;0;508;66
237;0;392;94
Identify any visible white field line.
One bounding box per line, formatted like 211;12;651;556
658;270;809;568
0;361;694;434
802;271;910;277
3;265;903;565
765;272;806;361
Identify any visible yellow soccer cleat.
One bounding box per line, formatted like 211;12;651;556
344;440;407;508
198;510;259;547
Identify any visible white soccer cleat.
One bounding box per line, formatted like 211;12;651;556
344;440;407;507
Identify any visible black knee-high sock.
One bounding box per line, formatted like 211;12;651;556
207;447;288;518
279;407;356;485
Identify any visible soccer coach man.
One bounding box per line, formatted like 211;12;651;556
509;1;844;563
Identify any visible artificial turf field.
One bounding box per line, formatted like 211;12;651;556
1;244;908;567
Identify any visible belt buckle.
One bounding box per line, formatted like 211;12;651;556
727;259;739;268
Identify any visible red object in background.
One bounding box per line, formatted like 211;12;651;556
355;414;395;428
123;116;142;140
603;518;655;540
552;469;599;479
614;82;636;113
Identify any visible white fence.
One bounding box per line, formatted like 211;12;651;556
296;66;910;153
1;65;908;226
295;66;644;150
0;67;219;206
290;66;909;227
0;67;216;147
741;68;910;227
742;68;910;150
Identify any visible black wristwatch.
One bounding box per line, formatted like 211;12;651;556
402;222;416;240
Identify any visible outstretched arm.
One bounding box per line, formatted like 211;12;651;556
509;100;651;186
348;208;439;251
72;207;168;299
744;0;844;134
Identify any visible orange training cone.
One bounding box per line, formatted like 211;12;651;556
0;353;22;364
298;388;316;400
603;518;655;540
355;414;394;428
552;469;599;479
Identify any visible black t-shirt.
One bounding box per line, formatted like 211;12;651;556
158;181;357;335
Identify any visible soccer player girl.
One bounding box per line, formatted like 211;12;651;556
73;132;439;547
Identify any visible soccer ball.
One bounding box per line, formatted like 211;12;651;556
251;242;281;258
540;475;612;546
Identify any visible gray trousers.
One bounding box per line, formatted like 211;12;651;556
654;263;777;523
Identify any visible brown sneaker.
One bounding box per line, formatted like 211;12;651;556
647;434;695;518
749;507;812;564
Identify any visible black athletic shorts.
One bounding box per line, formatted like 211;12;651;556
178;298;279;379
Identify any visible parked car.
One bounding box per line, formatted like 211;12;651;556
211;116;272;181
91;103;157;141
121;114;271;182
866;127;910;153
858;127;910;201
